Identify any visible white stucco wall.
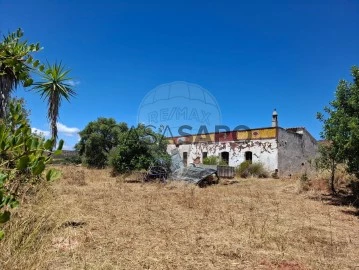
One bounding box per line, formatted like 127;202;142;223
167;127;318;177
167;139;278;172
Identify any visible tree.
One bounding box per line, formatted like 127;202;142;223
1;29;75;143
33;62;76;144
77;119;170;172
315;142;339;193
0;28;43;118
109;124;170;174
76;118;128;168
317;66;359;191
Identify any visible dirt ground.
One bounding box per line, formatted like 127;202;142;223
0;165;359;270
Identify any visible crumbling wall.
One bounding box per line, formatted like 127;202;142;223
167;139;278;172
277;128;318;177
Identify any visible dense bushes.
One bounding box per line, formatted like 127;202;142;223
109;125;170;174
77;119;170;173
76;118;127;168
109;133;152;173
236;161;269;178
0;102;62;238
63;154;82;165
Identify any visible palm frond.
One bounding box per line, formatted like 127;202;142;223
33;62;76;143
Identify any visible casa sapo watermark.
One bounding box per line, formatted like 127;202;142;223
123;124;251;145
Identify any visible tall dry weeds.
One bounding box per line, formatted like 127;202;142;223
0;166;358;269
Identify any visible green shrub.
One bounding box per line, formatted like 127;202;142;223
236;161;268;178
250;163;269;178
203;156;219;165
63;155;82;165
109;125;170;174
218;159;228;166
0;102;62;239
109;144;151;173
76;118;127;168
236;161;251;178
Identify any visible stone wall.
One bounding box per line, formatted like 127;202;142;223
277;128;318;177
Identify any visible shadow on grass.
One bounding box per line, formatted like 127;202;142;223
317;191;359;217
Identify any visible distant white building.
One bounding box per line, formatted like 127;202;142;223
167;110;318;177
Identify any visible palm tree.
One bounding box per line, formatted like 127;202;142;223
33;62;75;145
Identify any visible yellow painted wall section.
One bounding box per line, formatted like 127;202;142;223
192;133;215;143
168;128;276;144
236;128;276;140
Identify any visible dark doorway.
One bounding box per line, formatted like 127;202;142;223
183;152;188;166
245;151;252;163
202;152;208;161
221;152;229;165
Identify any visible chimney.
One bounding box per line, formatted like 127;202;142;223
272;109;278;127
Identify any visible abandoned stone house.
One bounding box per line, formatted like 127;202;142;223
166;110;318;176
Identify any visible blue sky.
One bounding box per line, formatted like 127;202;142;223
1;0;358;149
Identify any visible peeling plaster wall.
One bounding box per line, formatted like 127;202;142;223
167;144;191;166
167;139;278;172
167;127;318;177
277;128;318;176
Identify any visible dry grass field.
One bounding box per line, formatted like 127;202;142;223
1;165;359;270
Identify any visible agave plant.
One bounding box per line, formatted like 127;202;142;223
33;62;76;145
